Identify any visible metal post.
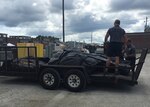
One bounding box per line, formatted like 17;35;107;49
62;0;65;42
5;47;7;72
27;47;30;69
6;34;8;44
35;47;39;72
91;32;93;44
145;17;148;27
144;17;148;32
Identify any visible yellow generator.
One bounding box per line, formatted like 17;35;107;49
17;43;44;58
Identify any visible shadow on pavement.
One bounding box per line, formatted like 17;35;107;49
0;77;38;86
0;77;146;94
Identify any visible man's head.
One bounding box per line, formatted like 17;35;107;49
127;39;132;46
114;19;120;27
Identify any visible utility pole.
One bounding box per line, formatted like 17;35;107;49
91;32;93;44
145;17;148;27
144;17;148;32
62;0;65;42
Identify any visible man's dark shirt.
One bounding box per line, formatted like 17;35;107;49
125;44;136;70
107;26;125;43
125;44;136;58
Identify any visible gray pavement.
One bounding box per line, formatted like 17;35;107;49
0;54;150;107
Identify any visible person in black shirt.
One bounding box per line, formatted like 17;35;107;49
105;19;127;73
124;39;136;71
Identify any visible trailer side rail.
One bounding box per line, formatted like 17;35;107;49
134;48;148;81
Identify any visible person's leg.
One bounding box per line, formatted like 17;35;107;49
114;56;119;74
113;56;119;84
106;57;111;67
105;57;111;73
115;56;120;66
114;43;123;73
107;57;111;67
105;43;113;73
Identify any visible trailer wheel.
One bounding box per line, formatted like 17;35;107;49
39;68;60;90
65;69;86;92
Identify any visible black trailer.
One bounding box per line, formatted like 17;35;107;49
0;46;148;92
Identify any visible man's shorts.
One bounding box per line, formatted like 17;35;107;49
107;42;123;57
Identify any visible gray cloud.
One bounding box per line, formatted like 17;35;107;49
139;11;150;18
77;32;92;40
67;13;112;33
110;0;150;11
0;0;147;43
27;28;62;39
65;12;138;34
69;32;103;43
116;14;138;28
27;29;54;36
74;0;90;9
50;0;75;13
0;0;48;27
49;0;90;13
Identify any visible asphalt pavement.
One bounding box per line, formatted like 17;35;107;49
0;54;150;107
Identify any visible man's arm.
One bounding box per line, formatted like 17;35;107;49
123;35;128;44
122;29;127;44
104;31;109;42
121;33;127;44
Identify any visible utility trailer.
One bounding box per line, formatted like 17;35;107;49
0;46;148;92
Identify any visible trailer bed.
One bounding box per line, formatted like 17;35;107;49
0;46;148;91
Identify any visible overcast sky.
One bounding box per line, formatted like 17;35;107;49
0;0;149;44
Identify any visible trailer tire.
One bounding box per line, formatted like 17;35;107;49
39;68;60;90
65;69;86;92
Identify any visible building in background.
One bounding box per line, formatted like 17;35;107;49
0;33;8;46
7;35;60;47
65;41;85;49
33;35;60;48
8;36;32;45
126;32;150;50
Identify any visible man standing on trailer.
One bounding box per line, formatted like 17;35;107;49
104;19;127;73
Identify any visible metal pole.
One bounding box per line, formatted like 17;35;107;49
145;17;148;27
145;17;148;32
62;0;65;42
91;32;93;44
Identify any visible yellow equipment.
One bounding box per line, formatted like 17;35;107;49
17;43;44;58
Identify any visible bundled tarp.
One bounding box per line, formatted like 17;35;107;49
49;50;131;75
49;50;106;66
